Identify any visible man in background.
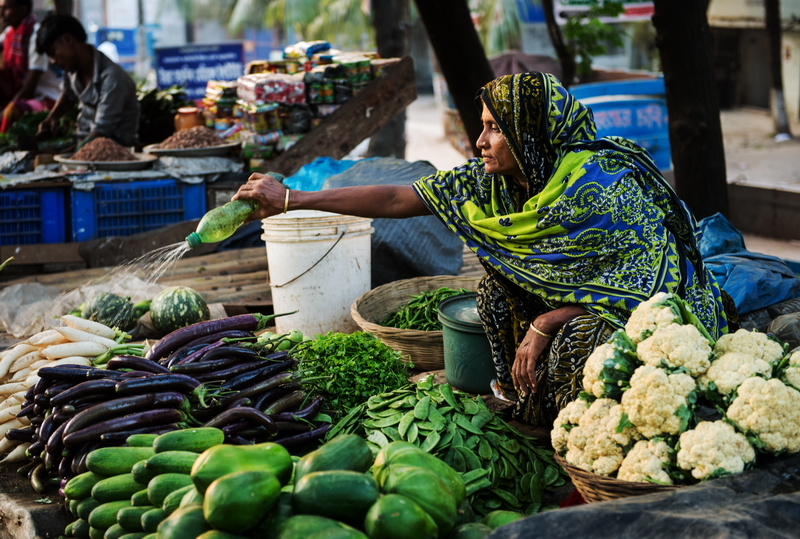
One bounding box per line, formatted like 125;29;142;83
35;14;139;149
0;0;61;132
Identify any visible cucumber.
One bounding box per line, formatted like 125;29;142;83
155;504;211;539
86;447;155;476
104;523;127;539
275;515;354;539
119;534;148;539
147;473;194;507
69;498;81;516
77;497;101;521
144;451;198;475
65;471;107;501
162;484;194;514
292;471;379;527
65;520;75;536
72;519;91;539
197;531;249;538
131;461;157;485
179;486;203;508
294;434;373;483
131;490;150;506
140;507;167;534
88;499;131;530
93;474;147;503
153;428;224;454
89;526;106;539
117;505;153;532
126;434;158;448
307;528;368;539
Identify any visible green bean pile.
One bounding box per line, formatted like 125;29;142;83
383;287;469;331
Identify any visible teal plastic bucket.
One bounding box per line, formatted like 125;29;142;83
438;293;495;394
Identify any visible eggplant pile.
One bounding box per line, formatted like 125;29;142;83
7;313;329;495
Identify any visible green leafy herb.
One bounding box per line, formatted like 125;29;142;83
294;331;412;413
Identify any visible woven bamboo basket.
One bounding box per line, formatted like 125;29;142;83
350;275;482;371
554;453;682;503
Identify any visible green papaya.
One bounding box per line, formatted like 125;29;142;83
445;523;493;539
203;470;281;534
294;434;373;483
292;471;379;527
276;515;349;539
364;494;438;539
382;466;458;537
155;504;210;539
481;510;525;529
190;442;292;493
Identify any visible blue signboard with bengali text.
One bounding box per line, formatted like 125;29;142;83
155;43;244;101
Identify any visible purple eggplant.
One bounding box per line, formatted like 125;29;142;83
146;313;280;361
173;340;226;366
44;382;77;399
118;371;155;379
100;424;180;443
45;421;68;461
164;329;256;365
62;392;186;437
6;427;35;442
273;423;332;449
194;360;265;383
169;356;242;375
271;395;324;422
114;374;201;396
203;407;278;434
49;379;119;408
36;365;95;382
262;390;306;416
63;408;185;446
274;421;314;434
226;372;302;403
198;345;261;363
106;355;173;374
252;383;302;411
221;358;296;391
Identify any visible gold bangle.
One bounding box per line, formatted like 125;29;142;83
283;188;290;213
529;322;554;339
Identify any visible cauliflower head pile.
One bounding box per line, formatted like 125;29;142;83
713;329;784;364
697;351;772;395
624;292;682;344
780;351;800;391
620;365;696;439
551;399;589;455
637;323;712;376
561;398;642;476
582;343;614;399
726;377;800;454
677;420;755;480
617;440;673;484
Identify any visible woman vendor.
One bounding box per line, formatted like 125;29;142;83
234;71;732;426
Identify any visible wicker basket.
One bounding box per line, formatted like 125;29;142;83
555;453;681;503
350;275;482;371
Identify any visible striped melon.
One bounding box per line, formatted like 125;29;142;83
150;286;210;334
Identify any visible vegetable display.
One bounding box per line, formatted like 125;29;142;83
326;375;567;516
555;291;798;485
383;287;469;331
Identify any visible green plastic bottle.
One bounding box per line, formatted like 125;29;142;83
185;173;284;249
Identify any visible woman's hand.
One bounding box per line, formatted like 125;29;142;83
513;325;551;396
232;172;288;221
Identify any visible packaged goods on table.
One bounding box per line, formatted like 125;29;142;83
236;73;306;106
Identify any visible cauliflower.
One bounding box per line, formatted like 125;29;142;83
563;398;642;476
617;440;673;484
781;351;800;391
726;377;800;454
620;365;696;438
713;329;785;365
696;352;772;395
581;331;641;401
637;323;713;376
551;399;589;455
677;420;755;480
625;292;682;344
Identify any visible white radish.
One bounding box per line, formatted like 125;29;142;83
0;397;19;412
24;329;69;347
49;356;93;367
54;326;118;349
0;436;18;455
61;315;116;339
0;442;30;463
9;369;30;383
8;390;26;403
28;360;50;371
42;341;108;360
9;350;45;373
0;418;24;438
0;382;28;396
0;404;21;423
0;344;37;379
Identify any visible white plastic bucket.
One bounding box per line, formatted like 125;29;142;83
261;210;374;336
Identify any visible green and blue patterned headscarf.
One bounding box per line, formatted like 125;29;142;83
413;72;728;335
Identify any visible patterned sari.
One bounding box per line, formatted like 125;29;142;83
413;72;729;425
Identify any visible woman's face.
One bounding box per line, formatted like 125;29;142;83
476;103;523;181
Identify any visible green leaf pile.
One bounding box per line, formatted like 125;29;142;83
327;375;567;516
294;331;412;413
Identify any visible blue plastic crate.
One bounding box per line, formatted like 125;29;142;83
71;179;206;242
0;188;67;245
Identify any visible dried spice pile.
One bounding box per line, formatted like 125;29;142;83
158;126;223;149
71;137;136;161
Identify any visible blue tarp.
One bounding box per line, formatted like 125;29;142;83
699;213;800;314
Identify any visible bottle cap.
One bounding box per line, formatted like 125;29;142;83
185;232;202;249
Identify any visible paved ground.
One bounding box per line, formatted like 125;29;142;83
404;94;800;263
